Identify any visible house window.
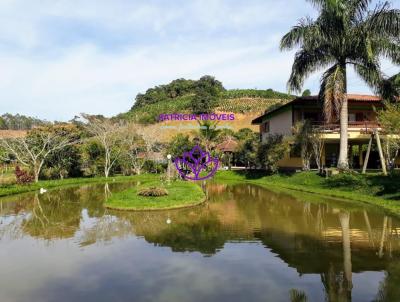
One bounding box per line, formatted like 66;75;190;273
356;112;365;121
303;112;319;122
261;121;270;133
349;113;356;122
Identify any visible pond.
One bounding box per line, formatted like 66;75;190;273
0;181;399;302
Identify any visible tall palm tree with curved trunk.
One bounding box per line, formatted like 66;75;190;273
281;0;400;170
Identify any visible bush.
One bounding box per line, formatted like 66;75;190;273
324;173;369;190
138;187;169;197
257;134;289;173
143;160;166;174
15;166;34;184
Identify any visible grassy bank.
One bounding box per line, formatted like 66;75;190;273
0;174;157;198
105;180;205;211
215;170;400;215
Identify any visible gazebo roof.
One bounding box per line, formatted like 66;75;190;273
216;139;238;152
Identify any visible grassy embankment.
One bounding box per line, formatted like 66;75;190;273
104;180;205;211
215;170;400;215
0;175;156;198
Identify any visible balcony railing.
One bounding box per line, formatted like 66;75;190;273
311;121;380;133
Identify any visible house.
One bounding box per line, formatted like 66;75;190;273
252;94;399;170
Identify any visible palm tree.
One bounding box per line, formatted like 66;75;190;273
380;72;400;100
195;120;221;153
281;0;400;170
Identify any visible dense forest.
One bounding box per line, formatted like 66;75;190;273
121;75;296;124
0;113;48;130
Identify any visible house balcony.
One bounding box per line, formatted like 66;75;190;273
311;121;381;134
309;121;383;142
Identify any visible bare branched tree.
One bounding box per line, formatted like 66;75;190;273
122;123;146;175
293;121;313;171
81;114;125;178
0;126;79;182
310;131;324;171
137;124;159;155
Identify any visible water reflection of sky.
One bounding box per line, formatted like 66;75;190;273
0;182;398;302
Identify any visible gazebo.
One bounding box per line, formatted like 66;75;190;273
216;138;239;169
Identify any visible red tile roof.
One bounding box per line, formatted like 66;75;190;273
252;94;382;124
299;94;381;102
216;139;239;152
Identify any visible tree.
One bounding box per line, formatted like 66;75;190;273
191;89;217;114
0;124;79;182
121;123;146;175
82;114;125;178
302;89;311;97
191;75;225;114
379;72;400;100
137;124;159;156
165;134;196;159
310;129;324;171
257;134;289;173
281;0;400;170
236;132;259;169
293;121;314;170
195;120;221;153
377;101;400;171
293;121;325;171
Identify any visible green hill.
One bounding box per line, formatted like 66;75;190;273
117;76;296;124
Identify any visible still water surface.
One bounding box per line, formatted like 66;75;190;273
0;181;399;302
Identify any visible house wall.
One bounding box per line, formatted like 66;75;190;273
261;108;292;142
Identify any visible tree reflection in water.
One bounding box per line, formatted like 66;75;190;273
0;181;400;301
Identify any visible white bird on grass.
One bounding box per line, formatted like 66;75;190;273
39;188;47;194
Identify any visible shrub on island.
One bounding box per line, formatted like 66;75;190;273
138;187;168;197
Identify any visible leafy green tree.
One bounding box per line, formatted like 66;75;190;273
236;135;259;168
195;75;225;96
190;89;217;114
281;0;400;170
165;134;195;159
191;75;225;114
234;128;256;142
0;117;6;130
377;101;400;170
302;89;311;97
0;124;79;182
257;134;289;173
80;140;105;177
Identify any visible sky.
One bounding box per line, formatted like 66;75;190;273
0;0;398;121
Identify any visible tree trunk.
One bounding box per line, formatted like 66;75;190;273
339;211;352;298
338;91;349;170
34;171;39;183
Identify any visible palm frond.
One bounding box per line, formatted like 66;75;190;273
319;64;346;123
378;73;400;100
288;47;334;93
289;289;308;302
349;0;372;22
280;18;320;50
366;1;400;38
353;61;383;92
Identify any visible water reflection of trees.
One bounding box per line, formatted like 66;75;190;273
1;182;400;300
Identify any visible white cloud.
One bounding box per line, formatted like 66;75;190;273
0;0;391;121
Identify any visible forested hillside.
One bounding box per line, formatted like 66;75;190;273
118;76;296;124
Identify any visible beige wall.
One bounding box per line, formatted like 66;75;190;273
261;108;292;142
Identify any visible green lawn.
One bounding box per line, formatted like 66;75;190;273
0;174;157;198
104;180;205;211
215;170;400;216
